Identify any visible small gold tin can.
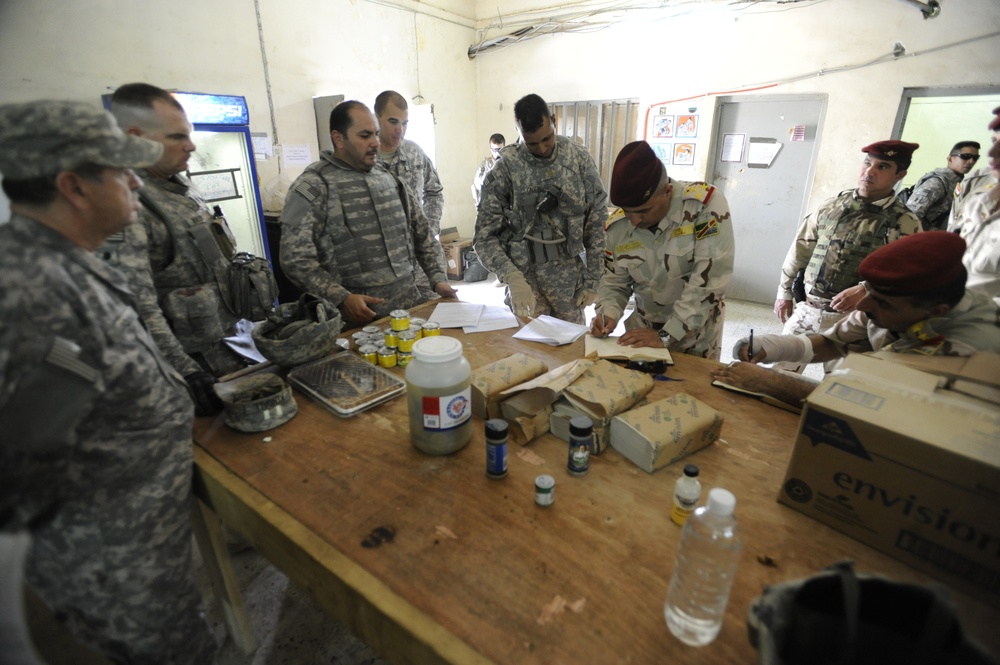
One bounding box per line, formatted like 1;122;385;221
377;346;397;368
408;324;423;340
421;321;441;337
359;343;379;365
351;331;369;348
396;351;412;367
362;325;381;336
383;327;398;348
390;309;410;332
396;329;417;353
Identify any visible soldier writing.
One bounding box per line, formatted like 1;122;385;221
591;140;735;360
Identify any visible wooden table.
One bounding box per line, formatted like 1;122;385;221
193;306;1000;664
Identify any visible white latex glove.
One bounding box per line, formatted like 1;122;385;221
732;333;814;364
505;271;537;318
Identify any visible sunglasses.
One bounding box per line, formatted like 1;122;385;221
952;153;980;162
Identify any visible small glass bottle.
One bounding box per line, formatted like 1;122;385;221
664;488;742;646
485;419;508;479
671;464;702;526
567;416;592;477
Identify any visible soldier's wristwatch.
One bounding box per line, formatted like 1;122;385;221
657;329;671;346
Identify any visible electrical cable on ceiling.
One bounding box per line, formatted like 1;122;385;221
469;0;828;58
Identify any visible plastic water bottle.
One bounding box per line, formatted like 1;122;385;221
664;487;742;646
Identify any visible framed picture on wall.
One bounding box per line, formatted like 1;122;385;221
676;115;698;138
652;142;672;164
653;115;675;138
673;143;695;166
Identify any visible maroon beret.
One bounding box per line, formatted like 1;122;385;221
859;231;967;297
861;140;919;164
610;141;664;207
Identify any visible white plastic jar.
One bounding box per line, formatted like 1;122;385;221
405;336;472;455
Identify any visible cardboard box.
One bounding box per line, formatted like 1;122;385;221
778;354;1000;609
610;393;723;473
440;227;472;281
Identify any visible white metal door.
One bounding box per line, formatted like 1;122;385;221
708;95;826;304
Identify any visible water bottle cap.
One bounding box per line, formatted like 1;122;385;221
706;488;736;516
683;463;699;478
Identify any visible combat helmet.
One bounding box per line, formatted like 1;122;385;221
216;373;297;432
252;293;343;367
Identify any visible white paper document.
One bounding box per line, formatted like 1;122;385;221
512;315;589;346
428;302;485;328
463;305;519;334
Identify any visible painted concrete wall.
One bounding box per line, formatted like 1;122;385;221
1;0;998;241
474;0;1000;220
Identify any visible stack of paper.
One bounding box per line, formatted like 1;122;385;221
427;302;484;328
512;315;589;346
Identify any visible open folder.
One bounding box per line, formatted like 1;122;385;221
584;335;673;364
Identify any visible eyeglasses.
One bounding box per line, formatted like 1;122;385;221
952;153;980;162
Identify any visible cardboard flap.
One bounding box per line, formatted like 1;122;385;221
562;359;655;422
497;359;594;445
470;353;549;419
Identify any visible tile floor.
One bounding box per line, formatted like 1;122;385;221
204;275;818;664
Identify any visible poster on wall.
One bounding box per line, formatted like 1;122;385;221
653;115;675;138
651;142;672;164
673;143;695;166
676;115;698;138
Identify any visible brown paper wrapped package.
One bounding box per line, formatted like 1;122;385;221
470;353;549;420
610;393;724;473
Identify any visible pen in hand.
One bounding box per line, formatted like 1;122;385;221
748;328;754;360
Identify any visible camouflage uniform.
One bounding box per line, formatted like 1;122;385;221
949;187;1000;304
474;136;609;324
598;180;735;360
904;167;961;231
821;289;1000;357
472;153;499;203
0;215;216;665
97;170;248;377
949;167;997;229
778;190;921;341
279;150;448;322
378;138;444;236
379;138;444;298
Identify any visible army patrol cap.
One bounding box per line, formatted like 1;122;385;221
610;140;664;207
859;231;966;297
0;100;162;179
860;139;919;167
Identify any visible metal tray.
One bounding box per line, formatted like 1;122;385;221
286;352;406;418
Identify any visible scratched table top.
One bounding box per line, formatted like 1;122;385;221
193;305;1000;664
